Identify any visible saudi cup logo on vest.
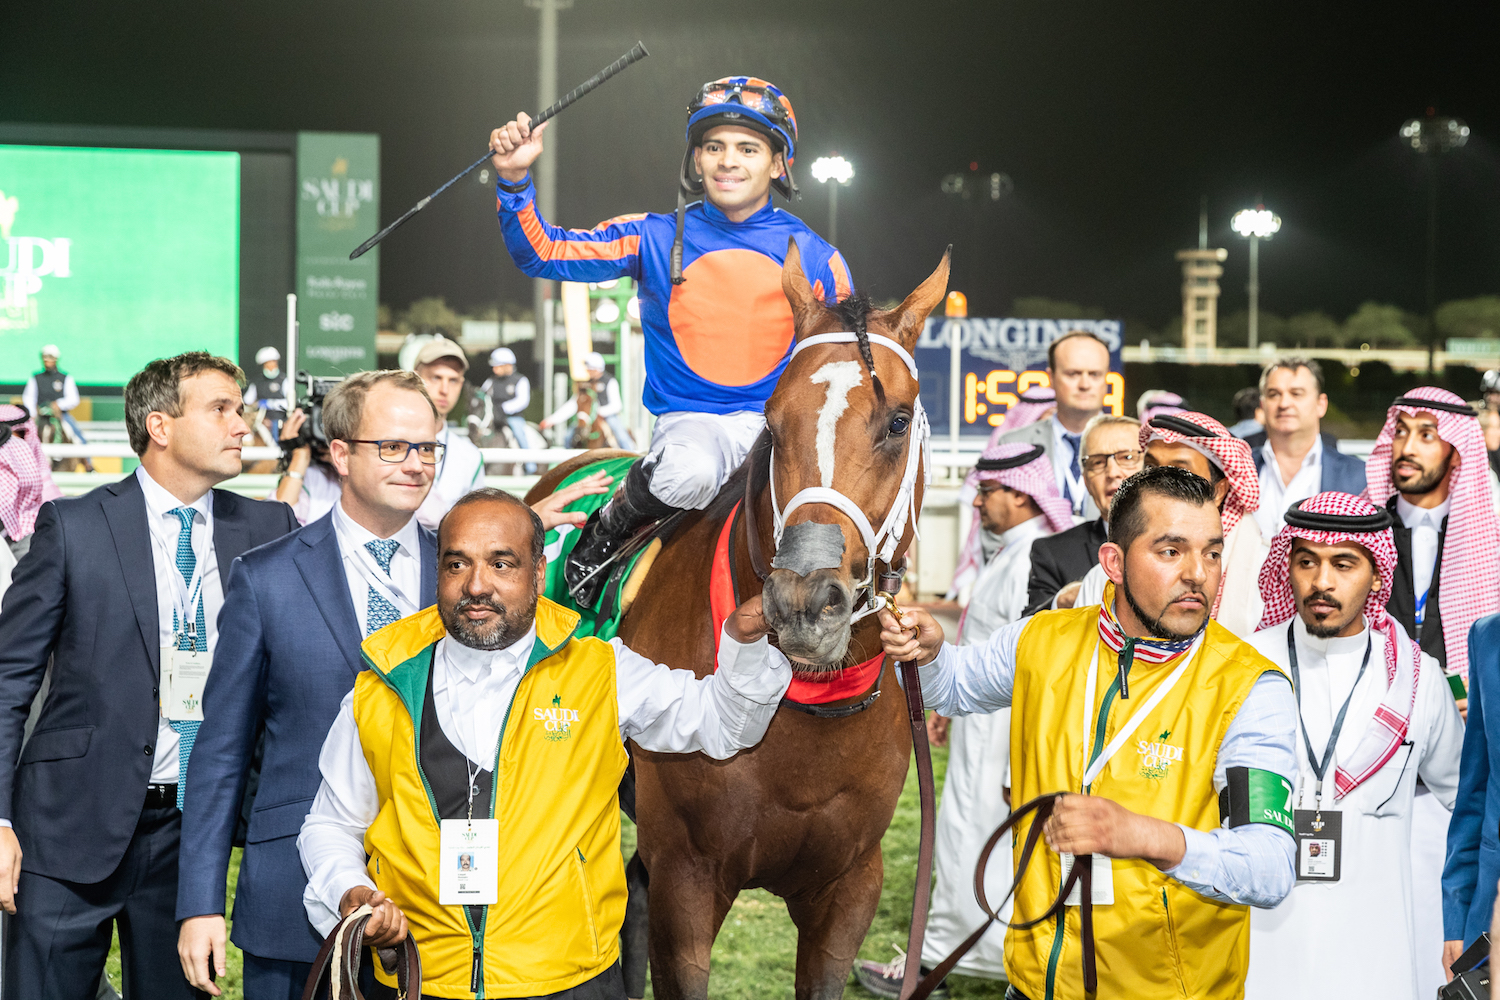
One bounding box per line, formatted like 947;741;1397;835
302;157;374;232
1137;730;1184;780
535;693;580;742
0;190;71;331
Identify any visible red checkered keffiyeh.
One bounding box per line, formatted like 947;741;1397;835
0;404;61;540
1257;491;1420;799
949;440;1074;599
1139;410;1261;618
1364;385;1500;679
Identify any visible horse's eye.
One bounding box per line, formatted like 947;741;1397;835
888;414;911;436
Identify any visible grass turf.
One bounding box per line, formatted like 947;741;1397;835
106;743;1007;999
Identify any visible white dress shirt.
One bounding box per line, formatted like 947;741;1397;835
1254;435;1324;540
137;465;225;784
298;624;791;934
330;498;423;630
1396;494;1450;611
919;616;1299;908
414;425;486;531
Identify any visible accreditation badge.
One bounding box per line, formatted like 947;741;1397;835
439;819;499;906
1294;810;1342;882
161;646;210;722
1060;852;1115;906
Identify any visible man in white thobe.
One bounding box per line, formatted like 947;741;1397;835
854;441;1076;997
1243;491;1464;1000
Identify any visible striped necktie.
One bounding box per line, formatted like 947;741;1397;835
365;538;401;635
169;507;207;809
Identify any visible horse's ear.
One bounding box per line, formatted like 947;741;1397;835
781;237;823;338
887;246;952;351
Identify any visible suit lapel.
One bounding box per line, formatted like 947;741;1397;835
293;514;364;678
1386;497;1417;629
210;489;252;583
418;526;437;607
101;475;162;678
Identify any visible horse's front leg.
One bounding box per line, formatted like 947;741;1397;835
785;844;887;1000
644;851;737;1000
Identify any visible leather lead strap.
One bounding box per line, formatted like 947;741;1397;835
905;793;1096;1000
897;652;939;1000
300;908;423;1000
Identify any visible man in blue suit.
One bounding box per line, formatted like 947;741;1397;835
0;353;298;997
1443;617;1500;978
1247;357;1366;540
176;370;444;998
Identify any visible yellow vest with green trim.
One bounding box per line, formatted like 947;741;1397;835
1004;588;1288;1000
353;598;629;999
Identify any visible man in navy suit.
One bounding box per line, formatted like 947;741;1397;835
0;353;298;998
1246;357;1366;541
175;370;444;999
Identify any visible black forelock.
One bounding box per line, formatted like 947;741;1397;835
831;292;879;387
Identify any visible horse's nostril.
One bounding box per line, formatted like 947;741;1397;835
821;582;846;614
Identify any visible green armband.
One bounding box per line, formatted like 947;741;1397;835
1218;766;1294;836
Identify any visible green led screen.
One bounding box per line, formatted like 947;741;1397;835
0;145;240;385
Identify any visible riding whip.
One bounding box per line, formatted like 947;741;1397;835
349;41;651;260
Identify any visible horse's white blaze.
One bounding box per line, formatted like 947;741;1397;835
810;361;863;488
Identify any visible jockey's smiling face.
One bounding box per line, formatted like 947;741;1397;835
1289;538;1378;639
693;125;785;223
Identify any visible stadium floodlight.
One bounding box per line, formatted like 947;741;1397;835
1232;206;1281;350
810;155;854;244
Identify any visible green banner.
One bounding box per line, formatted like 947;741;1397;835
0;144;239;384
296;132;379;376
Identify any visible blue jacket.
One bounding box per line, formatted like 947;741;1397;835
1245;430;1368;496
1443;614;1500;947
175;510;436;961
0;475;296;882
496;175;851;415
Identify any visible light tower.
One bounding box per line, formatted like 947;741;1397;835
1231;205;1282;351
810;155;854;246
1401;110;1470;372
1176;202;1227;354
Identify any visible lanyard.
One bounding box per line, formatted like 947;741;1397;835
1079;632;1204;792
1285;622;1372;811
150;517;207;650
347;536;420;617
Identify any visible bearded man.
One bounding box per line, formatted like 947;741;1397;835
297;489;789;999
1243;492;1462;1000
879;466;1297;1000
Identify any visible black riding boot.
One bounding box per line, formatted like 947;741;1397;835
564;459;676;608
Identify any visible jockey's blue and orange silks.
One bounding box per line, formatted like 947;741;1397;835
495;175;852;415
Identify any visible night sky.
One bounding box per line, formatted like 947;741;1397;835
5;0;1497;329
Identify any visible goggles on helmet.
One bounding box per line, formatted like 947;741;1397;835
686;76;798;164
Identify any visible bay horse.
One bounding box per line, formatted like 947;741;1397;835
529;244;950;999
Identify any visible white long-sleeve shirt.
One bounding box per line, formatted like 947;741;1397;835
21;371;80;415
298;624;790;934
329;499;423;630
918;616;1300;908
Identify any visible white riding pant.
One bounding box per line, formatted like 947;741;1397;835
646;410;766;510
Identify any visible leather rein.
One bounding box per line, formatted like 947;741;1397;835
300;905;422;1000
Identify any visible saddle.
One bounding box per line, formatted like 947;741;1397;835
299;904;422;1000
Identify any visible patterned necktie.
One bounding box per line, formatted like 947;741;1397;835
169;507;207;809
1062;432;1082;504
365;538;401;636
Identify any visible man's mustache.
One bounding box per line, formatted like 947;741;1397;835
1301;588;1342;612
454;595;506;616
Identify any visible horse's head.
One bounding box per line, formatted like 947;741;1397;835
760;243;950;667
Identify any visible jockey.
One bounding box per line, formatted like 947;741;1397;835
488;76;853;605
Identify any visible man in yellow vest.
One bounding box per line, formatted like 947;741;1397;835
297;488;790;999
880;465;1299;1000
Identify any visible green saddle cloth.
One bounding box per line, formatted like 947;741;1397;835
541;455;651;640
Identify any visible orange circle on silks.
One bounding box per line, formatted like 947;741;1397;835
667;248;797;387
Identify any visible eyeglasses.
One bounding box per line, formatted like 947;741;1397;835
345;439;445;465
1082;449;1144;475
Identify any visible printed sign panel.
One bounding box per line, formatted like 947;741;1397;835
296;132;379;376
915;317;1126;437
0;144;239;384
